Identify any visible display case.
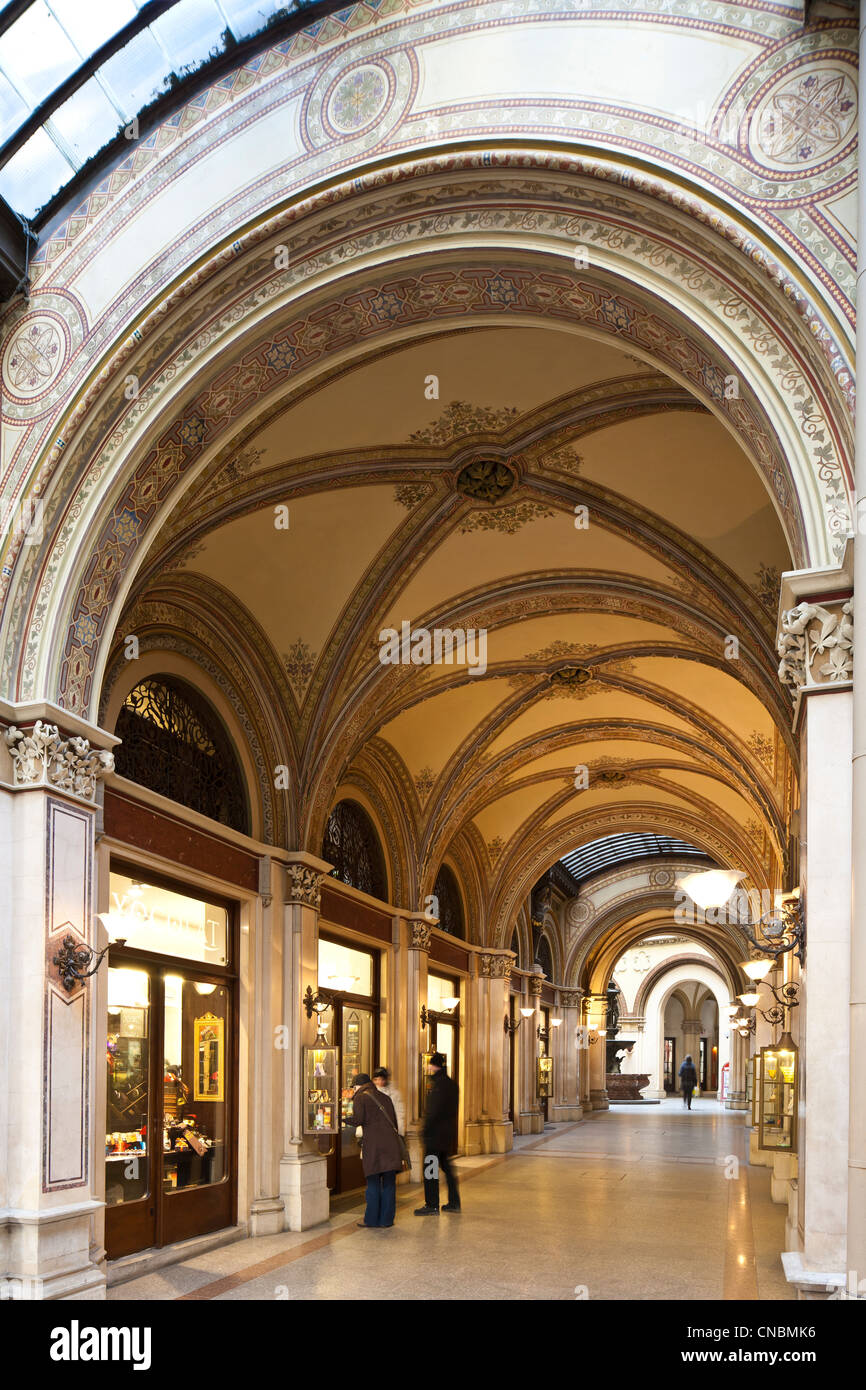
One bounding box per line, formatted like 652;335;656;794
537;1054;553;1099
758;1038;798;1153
748;1053;761;1127
303;1044;339;1134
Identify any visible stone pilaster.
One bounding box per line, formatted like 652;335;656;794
401;913;432;1182
777;556;853;1279
465;951;513;1153
551;988;583;1122
278;852;332;1231
0;710;115;1300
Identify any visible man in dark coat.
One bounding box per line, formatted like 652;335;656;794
346;1073;403;1228
415;1052;461;1215
679;1054;698;1110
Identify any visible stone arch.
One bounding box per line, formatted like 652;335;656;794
642;961;732;1100
0;155;852;716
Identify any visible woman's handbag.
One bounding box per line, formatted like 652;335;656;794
367;1089;411;1171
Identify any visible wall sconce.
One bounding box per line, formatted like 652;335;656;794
678;871;806;964
537;1018;562;1045
53;934;116;993
420;997;460;1030
303;984;334;1020
504;1006;535;1035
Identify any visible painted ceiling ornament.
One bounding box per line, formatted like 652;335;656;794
487;836;506;864
282;639;317;700
753;68;857;168
549;664;594;690
409;401;521;447
777;598;853;700
2;313;66;399
458;500;554;534
327;63;389;135
414;766;435;802
4;720;113;801
455;458;517;505
394;482;435;510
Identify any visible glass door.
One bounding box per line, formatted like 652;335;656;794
338;1003;375;1193
106;966;154;1258
161;973;233;1247
104;866;236;1260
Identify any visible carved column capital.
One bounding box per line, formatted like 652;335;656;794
480;950;512;978
529;970;545;997
777;595;853;704
285;864;324;909
4;720;114;802
559;989;583;1008
409;917;433;951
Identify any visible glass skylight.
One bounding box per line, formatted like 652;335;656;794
0;0;323;221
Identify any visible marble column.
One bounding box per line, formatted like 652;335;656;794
399;915;431;1180
249;855;285;1235
777;565;853;1282
0;713;115;1300
465;951;514;1152
585;993;609;1110
551;989;583;1122
278;854;332;1231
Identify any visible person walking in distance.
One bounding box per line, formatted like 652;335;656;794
415;1052;461;1215
346;1073;403;1229
679;1054;698;1110
373;1066;406;1136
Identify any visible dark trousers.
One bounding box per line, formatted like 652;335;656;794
423;1151;460;1209
365;1171;397;1227
682;1087;693;1110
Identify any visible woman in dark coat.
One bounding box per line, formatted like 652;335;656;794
346;1073;403;1228
679;1054;698;1110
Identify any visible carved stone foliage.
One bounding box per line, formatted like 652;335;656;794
529;972;545;996
560;990;583;1008
409;919;433;951
777;598;853;701
285;864;323;909
480;951;512;978
4;720;114;801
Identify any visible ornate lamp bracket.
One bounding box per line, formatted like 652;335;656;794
742;897;805;966
53;934;114;992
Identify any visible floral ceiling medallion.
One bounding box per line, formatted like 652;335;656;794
455;458;517;505
549;665;594;690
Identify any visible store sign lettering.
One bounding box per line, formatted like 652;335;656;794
111;892;218;947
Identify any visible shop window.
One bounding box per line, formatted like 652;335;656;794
318;937;374;997
114;676;250;834
102;871;228;965
536;931;554;981
432;862;465;938
322;799;387;900
105;868;236;1260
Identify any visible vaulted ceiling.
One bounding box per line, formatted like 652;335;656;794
102;322;797;938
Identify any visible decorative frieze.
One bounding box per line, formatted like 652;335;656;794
285;864;323;909
777;598;853;702
4;720;113;801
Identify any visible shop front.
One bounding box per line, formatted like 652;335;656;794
103;865;237;1259
317;933;381;1194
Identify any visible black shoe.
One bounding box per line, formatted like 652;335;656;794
414;1206;439;1215
356;1221;374;1228
442;1203;461;1213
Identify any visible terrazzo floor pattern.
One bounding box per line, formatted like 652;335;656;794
108;1100;794;1302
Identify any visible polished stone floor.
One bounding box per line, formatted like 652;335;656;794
108;1100;794;1301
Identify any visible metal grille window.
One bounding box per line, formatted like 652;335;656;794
322;800;387;901
432;862;465;938
114;676;249;834
536;932;554;981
